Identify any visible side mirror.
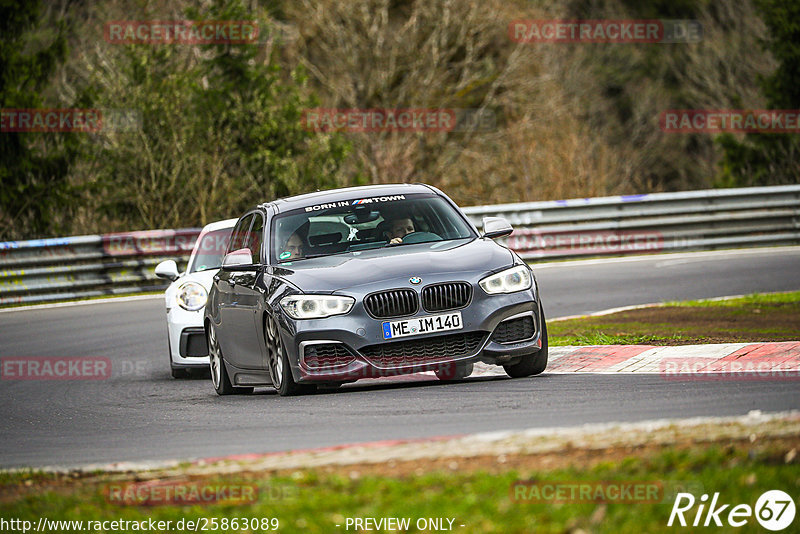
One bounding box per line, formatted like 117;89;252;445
482;216;513;239
154;260;180;281
222;248;256;270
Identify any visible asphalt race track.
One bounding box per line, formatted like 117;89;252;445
1;247;799;468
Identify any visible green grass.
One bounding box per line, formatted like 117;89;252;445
1;443;796;533
550;331;692;347
549;291;800;346
665;291;800;307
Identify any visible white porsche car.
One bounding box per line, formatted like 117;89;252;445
155;218;237;378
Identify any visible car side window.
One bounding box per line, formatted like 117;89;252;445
228;214;254;255
247;214;264;264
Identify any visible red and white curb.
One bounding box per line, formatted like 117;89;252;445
350;342;800;383
469;341;800;378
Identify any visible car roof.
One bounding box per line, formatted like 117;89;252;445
261;183;436;213
200;218;238;232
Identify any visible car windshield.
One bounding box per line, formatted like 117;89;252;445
187;228;233;273
271;193;475;263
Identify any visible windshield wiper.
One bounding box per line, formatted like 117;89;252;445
278;251;345;263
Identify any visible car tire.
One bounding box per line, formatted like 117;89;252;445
170;366;189;379
434;361;474;380
168;337;189;379
265;315;313;397
503;306;548;378
188;367;211;379
208;322;253;395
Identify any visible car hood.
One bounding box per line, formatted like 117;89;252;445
273;238;514;293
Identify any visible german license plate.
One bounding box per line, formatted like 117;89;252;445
382;312;462;339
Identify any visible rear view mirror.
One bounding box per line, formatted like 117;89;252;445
154;260;179;281
481;216;513;239
344;208;380;224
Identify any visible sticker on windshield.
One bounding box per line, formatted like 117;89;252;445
279;251;292;260
352;195;405;205
304;195;406;212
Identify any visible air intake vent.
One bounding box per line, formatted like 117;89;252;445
360;332;486;368
491;315;536;344
364;289;418;318
303;343;355;370
421;282;472;313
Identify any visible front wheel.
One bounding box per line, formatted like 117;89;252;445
208;323;253;395
265;315;313;397
503;307;548;378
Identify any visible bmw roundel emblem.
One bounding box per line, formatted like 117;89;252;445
409;277;422;285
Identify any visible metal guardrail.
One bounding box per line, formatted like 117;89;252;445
463;184;800;260
1;185;798;306
0;229;200;306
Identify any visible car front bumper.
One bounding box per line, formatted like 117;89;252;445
279;284;544;382
167;305;210;368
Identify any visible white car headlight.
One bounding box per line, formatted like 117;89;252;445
177;282;208;311
280;295;355;320
479;265;532;294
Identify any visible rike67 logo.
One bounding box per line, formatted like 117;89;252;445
668;490;795;531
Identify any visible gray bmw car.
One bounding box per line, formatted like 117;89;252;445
205;183;547;396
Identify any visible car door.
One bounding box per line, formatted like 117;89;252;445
230;212;267;369
256;210;291;371
215;213;253;365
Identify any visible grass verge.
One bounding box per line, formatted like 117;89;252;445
549;291;800;346
1;436;797;533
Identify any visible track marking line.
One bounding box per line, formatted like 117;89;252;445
0;293;162;313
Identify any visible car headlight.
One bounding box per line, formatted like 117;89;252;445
479;265;532;294
177;282;207;311
280;295;355;319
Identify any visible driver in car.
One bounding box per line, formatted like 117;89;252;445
385;217;415;244
284;231;306;259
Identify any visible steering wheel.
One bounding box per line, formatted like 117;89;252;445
395;231;441;244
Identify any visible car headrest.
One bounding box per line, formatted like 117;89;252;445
309;232;342;246
356;228;380;240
